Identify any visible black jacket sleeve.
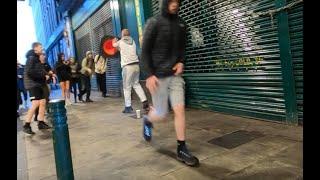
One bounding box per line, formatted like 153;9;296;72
177;20;187;64
141;17;158;78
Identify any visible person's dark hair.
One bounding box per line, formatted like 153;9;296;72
57;53;65;63
32;42;42;49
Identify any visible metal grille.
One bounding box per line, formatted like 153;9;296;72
106;57;122;97
151;0;160;16
92;18;113;55
75;33;92;62
288;0;303;123
74;1;121;96
90;1;112;29
151;0;286;121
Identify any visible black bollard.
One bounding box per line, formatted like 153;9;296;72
48;99;74;180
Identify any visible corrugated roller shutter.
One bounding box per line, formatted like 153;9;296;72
288;0;303;123
90;1;113;54
75;20;92;61
151;0;160;16
150;0;286;121
74;1;121;96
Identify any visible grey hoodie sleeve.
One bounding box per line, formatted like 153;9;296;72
141;17;157;78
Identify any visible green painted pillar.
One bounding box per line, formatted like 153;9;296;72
276;0;298;124
48;99;74;180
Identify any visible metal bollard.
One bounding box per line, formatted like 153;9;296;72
48;99;74;180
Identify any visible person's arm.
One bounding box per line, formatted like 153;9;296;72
94;55;99;63
177;20;187;64
102;57;107;72
112;38;120;50
82;58;91;73
141;17;158;78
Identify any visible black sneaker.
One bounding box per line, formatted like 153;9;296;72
143;116;153;142
177;146;199;167
78;95;84;102
122;106;133;113
23;124;35;135
38;121;51;130
86;98;93;102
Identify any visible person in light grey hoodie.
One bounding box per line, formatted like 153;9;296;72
112;29;149;114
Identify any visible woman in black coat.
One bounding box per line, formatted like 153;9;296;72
55;53;72;105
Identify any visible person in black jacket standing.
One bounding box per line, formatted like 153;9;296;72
23;42;51;134
141;0;199;166
34;52;57;121
55;53;72;105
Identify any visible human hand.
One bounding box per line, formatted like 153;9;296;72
172;62;184;75
146;75;159;95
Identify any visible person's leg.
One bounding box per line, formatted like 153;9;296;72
169;76;199;166
34;107;39;121
122;66;134;113
65;80;71;105
22;89;28;102
79;75;86;101
77;77;82;99
143;77;170;141
131;65;148;111
37;99;46;121
65;80;70;99
96;73;101;92
71;79;77;103
17;89;21;117
60;81;66;99
23;87;42;134
37;98;51;129
85;76;92;102
101;72;107;96
147;77;170;122
169;76;186;141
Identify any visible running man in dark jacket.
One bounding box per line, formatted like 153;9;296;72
140;0;199;166
23;42;51;134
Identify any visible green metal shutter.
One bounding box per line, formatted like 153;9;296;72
288;0;303;124
150;0;287;121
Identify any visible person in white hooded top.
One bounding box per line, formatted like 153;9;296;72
112;29;149;114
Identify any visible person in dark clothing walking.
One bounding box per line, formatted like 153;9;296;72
69;57;81;103
55;53;72;105
141;0;199;166
34;52;57;121
23;42;51;134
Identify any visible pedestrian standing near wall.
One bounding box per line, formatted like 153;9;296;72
94;54;107;98
112;29;150;114
55;53;72;106
69;57;81;103
79;51;95;103
34;52;57;121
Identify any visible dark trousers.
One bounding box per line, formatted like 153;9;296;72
79;74;91;99
71;77;81;102
17;89;22;111
96;72;106;95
